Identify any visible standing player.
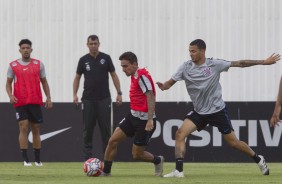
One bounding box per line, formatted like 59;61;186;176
270;76;282;127
73;35;122;161
157;39;280;177
102;51;164;176
6;39;52;166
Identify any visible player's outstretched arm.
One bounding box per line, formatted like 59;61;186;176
230;53;281;67
156;79;176;91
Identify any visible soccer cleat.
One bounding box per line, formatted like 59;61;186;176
100;172;111;177
154;156;164;176
163;169;184;178
35;162;43;166
257;155;269;175
23;161;32;166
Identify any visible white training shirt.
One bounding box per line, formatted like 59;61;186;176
172;58;231;114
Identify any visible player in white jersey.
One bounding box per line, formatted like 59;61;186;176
157;39;281;177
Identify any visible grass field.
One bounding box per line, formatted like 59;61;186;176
1;162;281;184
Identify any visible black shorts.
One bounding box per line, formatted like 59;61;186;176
184;107;234;134
118;113;156;146
15;104;43;123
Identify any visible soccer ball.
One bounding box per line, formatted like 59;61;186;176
83;158;104;177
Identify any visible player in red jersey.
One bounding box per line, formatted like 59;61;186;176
6;39;52;166
102;51;164;176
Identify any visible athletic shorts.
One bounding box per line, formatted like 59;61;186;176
118;113;156;146
184;107;234;134
15;104;43;123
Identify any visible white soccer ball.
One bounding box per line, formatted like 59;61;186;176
83;158;104;177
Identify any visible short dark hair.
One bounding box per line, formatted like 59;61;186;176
19;39;32;47
190;39;206;50
87;35;99;43
119;52;138;65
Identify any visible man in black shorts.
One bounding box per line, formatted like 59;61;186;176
101;51;164;176
6;39;52;166
157;39;280;177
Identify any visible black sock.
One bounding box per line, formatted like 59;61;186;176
252;153;261;163
152;155;161;165
103;161;113;174
21;149;29;162
176;158;184;172
34;149;41;163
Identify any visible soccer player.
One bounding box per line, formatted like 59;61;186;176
157;39;280;177
270;76;282;127
6;39;52;166
101;51;164;176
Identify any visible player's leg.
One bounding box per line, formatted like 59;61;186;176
103;127;127;175
97;97;112;153
211;107;254;156
131;118;164;176
104;127;127;160
29;104;43;166
223;132;269;175
103;115;133;175
175;119;197;158
16;105;32;166
223;131;255;156
30;122;42;165
131;144;164;176
18;120;30;165
18;120;29;150
164;118;197;177
82;100;97;161
217;108;269;175
131;145;152;160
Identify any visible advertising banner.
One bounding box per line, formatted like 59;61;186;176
1;102;281;162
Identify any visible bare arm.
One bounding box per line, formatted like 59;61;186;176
40;77;52;109
6;77;17;104
156;79;177;91
73;74;81;104
270;77;282;127
110;71;122;105
230;53;280;67
144;90;155;131
146;90;155;120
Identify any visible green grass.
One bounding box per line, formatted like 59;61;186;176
0;162;281;184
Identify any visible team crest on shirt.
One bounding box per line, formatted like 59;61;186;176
85;62;91;71
33;60;39;64
202;67;212;77
100;59;105;64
